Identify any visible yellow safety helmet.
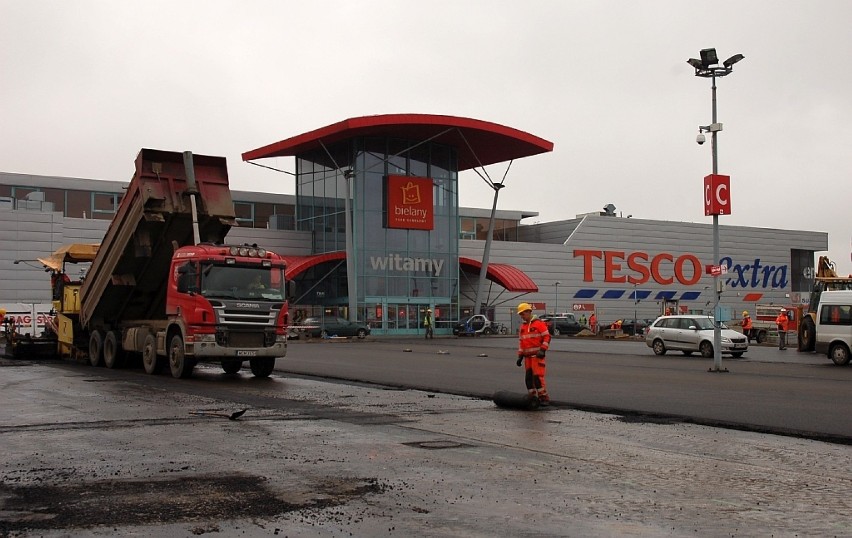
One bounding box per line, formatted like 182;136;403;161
742;311;749;316
517;302;533;314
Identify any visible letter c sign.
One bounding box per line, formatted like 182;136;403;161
703;174;732;216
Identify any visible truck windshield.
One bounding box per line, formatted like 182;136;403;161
200;263;285;300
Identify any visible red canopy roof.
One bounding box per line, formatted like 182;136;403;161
242;114;553;171
459;257;539;293
282;251;537;293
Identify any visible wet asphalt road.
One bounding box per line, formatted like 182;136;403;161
282;335;852;443
2;340;852;537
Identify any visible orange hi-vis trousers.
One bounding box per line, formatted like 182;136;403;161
523;356;548;401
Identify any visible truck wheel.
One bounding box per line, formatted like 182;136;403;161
757;330;768;344
103;331;125;369
250;358;275;378
142;334;161;374
222;360;242;374
799;317;816;352
829;343;850;366
88;330;104;367
168;334;194;379
700;341;714;358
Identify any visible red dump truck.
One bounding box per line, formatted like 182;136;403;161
67;148;289;378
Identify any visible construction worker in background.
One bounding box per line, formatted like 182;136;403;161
775;308;790;350
579;314;587;327
741;311;753;342
589;312;597;335
516;303;552;405
423;308;434;339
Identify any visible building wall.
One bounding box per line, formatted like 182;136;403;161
464;215;827;328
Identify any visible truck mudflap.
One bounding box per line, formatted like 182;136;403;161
189;341;286;359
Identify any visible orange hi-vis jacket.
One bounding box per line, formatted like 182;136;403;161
742;316;753;330
775;312;789;331
518;315;552;357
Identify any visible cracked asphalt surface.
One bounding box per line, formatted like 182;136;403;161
1;347;851;537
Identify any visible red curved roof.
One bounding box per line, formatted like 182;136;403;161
283;251;537;293
281;251;346;278
242;114;553;171
459;257;539;293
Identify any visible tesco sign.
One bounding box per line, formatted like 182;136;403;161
574;249;702;286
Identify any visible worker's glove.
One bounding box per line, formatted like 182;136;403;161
516;356;523;367
536;350;546;359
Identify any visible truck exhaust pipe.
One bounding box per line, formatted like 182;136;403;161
182;151;202;246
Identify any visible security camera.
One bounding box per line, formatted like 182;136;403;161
696;133;706;145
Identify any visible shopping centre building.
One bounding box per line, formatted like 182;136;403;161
0;114;828;335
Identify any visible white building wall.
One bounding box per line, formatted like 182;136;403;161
464;215;827;328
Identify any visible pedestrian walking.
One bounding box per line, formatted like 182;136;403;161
423;308;434;339
515;302;552;405
775;308;790;349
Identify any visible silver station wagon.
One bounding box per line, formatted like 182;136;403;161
645;315;748;358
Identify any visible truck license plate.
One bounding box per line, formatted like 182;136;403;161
236;350;257;357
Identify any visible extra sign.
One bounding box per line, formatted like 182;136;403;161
703;174;731;216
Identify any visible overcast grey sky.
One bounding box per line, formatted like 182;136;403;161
2;1;850;274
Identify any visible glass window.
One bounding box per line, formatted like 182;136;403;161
234;202;254;225
66;189;90;218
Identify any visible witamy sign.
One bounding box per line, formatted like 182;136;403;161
574;249;789;289
370;254;445;277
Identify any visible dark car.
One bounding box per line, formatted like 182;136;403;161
541;314;583;336
302;317;370;339
452;314;493;336
620;318;654;336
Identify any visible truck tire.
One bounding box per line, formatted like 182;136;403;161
168;334;194;379
799;316;816;352
250;357;275;378
88;330;104;367
103;331;125;369
756;330;768;344
222;360;242;374
142;334;162;375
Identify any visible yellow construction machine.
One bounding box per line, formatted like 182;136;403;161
798;255;852;351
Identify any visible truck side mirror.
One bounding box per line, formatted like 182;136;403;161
287;280;296;302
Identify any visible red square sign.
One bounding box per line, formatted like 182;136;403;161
703;174;731;216
387;175;434;230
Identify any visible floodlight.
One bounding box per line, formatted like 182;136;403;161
687;58;703;69
723;54;745;68
699;48;718;67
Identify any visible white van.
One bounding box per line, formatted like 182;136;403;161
814;290;852;365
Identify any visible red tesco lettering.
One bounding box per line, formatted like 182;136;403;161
575;250;702;286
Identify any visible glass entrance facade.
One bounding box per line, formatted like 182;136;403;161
295;136;459;334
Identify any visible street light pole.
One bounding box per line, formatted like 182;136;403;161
688;48;744;373
554;281;561;315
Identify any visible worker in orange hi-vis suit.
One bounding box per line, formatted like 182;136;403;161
516;303;552;405
741;311;753;341
775;308;790;350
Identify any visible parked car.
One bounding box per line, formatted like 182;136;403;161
540;314;583;336
645;315;748;358
453;314;494;336
620;318;654;336
302;317;370;339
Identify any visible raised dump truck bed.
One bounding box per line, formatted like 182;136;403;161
79;149;236;330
